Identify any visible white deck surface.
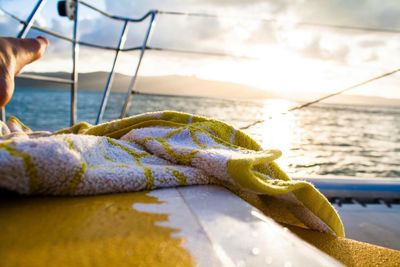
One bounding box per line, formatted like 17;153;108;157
136;185;342;266
335;204;400;250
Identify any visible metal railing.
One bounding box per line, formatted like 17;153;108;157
0;0;159;125
1;0;47;121
293;176;400;207
0;0;260;125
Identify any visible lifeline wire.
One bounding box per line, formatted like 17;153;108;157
240;68;400;130
158;10;400;34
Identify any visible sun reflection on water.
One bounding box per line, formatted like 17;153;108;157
259;99;297;173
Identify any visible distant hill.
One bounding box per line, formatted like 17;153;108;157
278;91;400;108
15;72;277;100
15;71;400;107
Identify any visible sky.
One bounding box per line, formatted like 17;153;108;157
0;0;400;100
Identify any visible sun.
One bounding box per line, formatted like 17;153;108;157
193;40;331;99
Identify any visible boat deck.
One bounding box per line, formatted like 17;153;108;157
336;204;400;250
0;186;341;267
1;185;400;266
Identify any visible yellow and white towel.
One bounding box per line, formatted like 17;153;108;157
0;111;344;237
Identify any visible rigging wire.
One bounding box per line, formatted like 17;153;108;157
147;46;258;60
158;10;400;34
240;68;400;130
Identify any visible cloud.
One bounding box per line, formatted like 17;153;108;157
79;17;127;47
0;14;21;36
364;52;379;62
296;35;350;64
292;0;400;29
197;0;292;14
358;39;385;48
1;0;399;76
76;0;229;51
245;23;278;45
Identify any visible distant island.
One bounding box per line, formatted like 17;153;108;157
15;71;400;107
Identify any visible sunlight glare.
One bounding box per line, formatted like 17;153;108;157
260;99;296;172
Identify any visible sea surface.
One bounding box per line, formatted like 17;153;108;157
6;87;400;178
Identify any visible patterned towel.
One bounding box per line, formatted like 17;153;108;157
0;111;344;237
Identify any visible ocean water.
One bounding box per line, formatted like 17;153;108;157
6;87;400;178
